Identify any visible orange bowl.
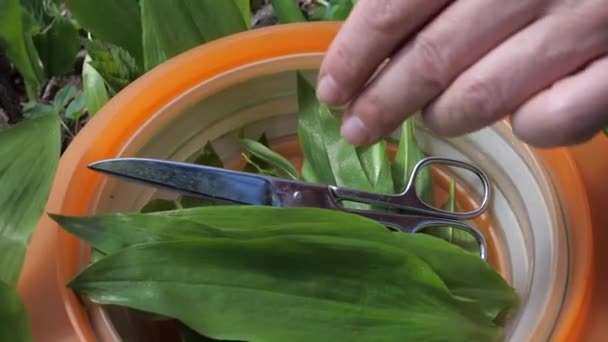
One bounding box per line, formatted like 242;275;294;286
15;22;608;341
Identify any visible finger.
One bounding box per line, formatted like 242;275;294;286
338;0;543;145
511;56;608;147
316;0;451;106
423;3;608;136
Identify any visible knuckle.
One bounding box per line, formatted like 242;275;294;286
411;34;451;92
460;76;501;117
361;0;404;34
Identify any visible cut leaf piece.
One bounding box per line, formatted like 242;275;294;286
296;72;372;192
356;140;394;194
0;114;61;286
391;118;433;204
239;138;299;179
68;236;503;342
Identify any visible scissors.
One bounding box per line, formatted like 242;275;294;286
88;156;491;260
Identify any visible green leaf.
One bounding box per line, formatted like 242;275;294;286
32;14;80;77
391;118;433;204
52;84;78;112
271;0;307;23
239;138;299;179
0;114;61;286
178;322;218;342
83;39;142;94
356;140;394;194
0;0;44;99
68;235;503;342
140;0;168;71
423;179;481;255
0;281;32;342
65;92;86;120
321;0;355;21
296;72;372;192
233;0;251;28
66;0;143;66
22;102;58;119
51;205;517;320
141;0;247;60
81;54;109;116
301;158;320;183
243;132;271;174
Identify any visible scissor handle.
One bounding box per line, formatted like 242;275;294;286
330;157;491;221
341;208;488;260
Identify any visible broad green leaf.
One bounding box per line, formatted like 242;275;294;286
140;0;168;71
82;54;109;116
66;0;143;66
22;102;58;119
141;0;247;60
233;0;251;28
0;114;61;286
0;0;43;99
391;118;433;204
51;205;517;319
84;39;142;94
239;138;299;179
68;236;502;342
356;140;394;194
33;14;80;77
271;0;307;23
296;72;372;192
0;281;32;342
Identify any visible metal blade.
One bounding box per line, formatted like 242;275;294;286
88;158;278;206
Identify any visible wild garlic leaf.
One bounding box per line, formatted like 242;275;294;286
141;0;247;60
140;0;168;71
239;138;299;180
300;158;320;183
391;118;433;205
68;236;503;342
67;0;143;66
0;0;44;99
0;281;32;342
356;140;394;194
0;114;61;286
424;179;481;255
243;133;272;174
32;14;80;77
51;206;516;320
233;0;251;28
271;0;307;23
296;72;372;193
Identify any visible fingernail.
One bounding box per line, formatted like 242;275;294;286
341;116;371;145
317;75;343;104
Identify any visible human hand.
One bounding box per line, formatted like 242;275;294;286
316;0;608;148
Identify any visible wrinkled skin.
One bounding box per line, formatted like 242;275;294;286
317;0;608;148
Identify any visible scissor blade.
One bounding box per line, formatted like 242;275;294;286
88;158;278;206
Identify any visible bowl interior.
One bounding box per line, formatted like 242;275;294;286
70;54;573;341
